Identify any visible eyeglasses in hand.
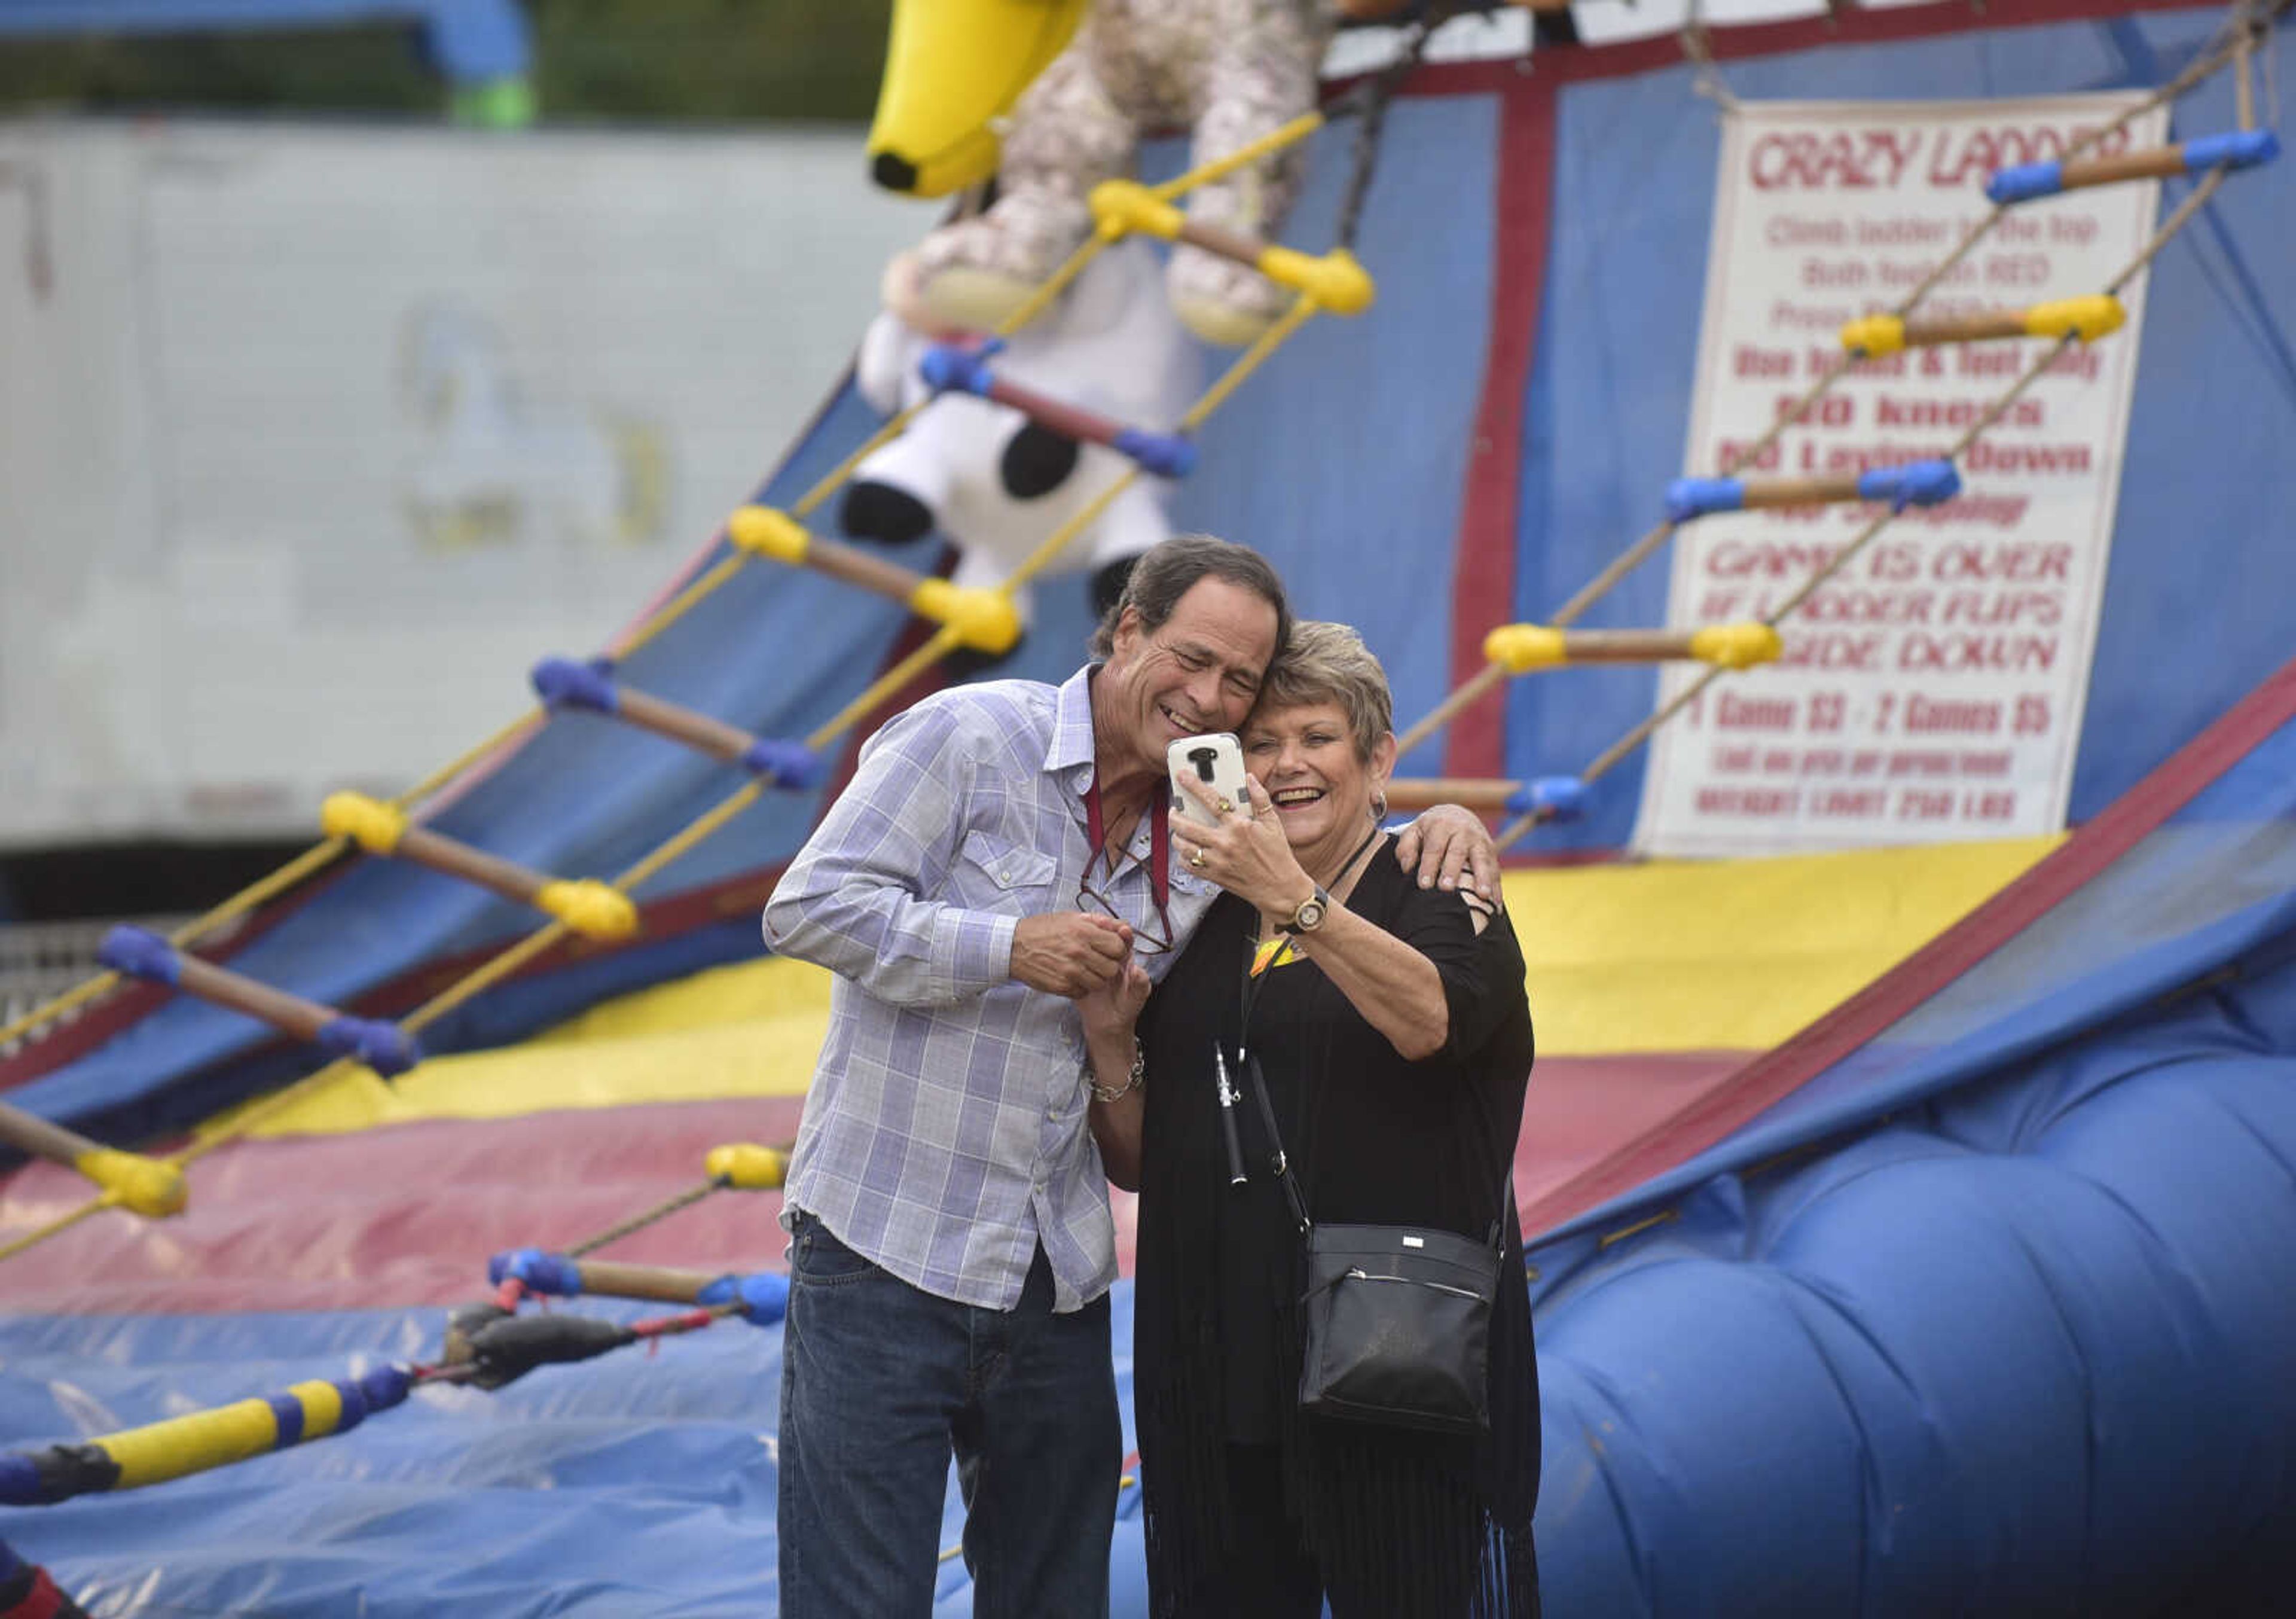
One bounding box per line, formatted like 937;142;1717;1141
1075;879;1173;955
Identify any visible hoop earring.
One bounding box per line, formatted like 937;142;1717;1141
1372;792;1389;822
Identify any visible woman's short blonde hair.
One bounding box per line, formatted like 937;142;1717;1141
1254;620;1393;761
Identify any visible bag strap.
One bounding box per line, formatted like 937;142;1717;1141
1234;1043;1513;1256
1241;1049;1314;1237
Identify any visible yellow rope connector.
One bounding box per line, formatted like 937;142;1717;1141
1263;245;1375;316
706;1143;790;1190
910;579;1023;654
1688;622;1785;669
535;880;640;942
1483;624;1569;672
319;791;410;856
1087;181;1375;316
1845;293;2124;356
1839;313;1907;356
1090;178;1186;242
77;1147;189;1218
726;505;811;565
2021;294;2125;342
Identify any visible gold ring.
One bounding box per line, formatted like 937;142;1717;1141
1215;798;1232;815
1189;850;1207;868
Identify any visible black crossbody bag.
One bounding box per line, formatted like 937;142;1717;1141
1230;923;1509;1438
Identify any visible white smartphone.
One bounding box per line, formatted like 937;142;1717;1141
1168;733;1250;828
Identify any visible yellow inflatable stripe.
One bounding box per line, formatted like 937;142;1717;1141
227;985;831;1138
218;836;2057;1138
1515;835;2059;1054
535;955;835;1044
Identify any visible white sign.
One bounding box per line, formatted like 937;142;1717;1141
0;119;938;848
1635;95;2164;858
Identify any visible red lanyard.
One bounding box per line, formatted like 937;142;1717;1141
1083;776;1174;941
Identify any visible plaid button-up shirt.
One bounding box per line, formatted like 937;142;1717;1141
765;664;1214;1312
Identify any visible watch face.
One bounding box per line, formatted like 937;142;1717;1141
1294;896;1327;931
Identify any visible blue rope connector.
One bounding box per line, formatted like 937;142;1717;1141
532;655;618;714
918;343;997;397
2182;128;2280;173
1858;459;1961;510
1113;427;1199;479
698;1270;792;1327
1507;777;1587;822
743;737;823;789
1984;158;2066;205
1666;477;1745;524
489;1248;585;1297
97;925;182;987
316;1017;422;1079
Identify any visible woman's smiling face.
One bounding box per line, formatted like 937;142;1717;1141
1244;700;1372;862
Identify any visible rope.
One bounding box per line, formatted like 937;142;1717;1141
802;627;963;753
982;234;1119;349
1181;295;1322;429
1149;111;1326;204
2238;26;2258;129
0;973;115;1057
1680;0;1744;116
606;783;769;899
567;1180;723;1260
2106;166;2230;294
388;712;544;815
2267;2;2285;127
616;555;749;660
1394;661;1509;758
0;1190;112;1264
1332;3;1463;252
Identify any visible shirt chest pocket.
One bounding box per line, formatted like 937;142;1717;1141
948;830;1060;916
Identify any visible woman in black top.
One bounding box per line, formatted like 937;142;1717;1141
1085;622;1539;1618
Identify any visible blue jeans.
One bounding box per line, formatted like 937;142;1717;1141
777;1212;1119;1618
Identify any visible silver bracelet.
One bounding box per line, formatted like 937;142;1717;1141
1087;1039;1146;1105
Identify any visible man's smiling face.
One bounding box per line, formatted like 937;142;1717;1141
1101;577;1281;778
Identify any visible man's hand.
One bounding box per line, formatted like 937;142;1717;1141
1392;803;1502;902
1010;911;1134;998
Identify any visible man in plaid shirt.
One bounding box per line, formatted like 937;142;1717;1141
765;536;1495;1615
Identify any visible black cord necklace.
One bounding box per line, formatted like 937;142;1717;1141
1326;820;1390;898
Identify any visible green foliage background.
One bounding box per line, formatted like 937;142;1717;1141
0;1;895;122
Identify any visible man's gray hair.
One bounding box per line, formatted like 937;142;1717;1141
1255;620;1393;761
1088;534;1291;664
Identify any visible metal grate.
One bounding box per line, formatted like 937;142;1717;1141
0;916;194;1060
